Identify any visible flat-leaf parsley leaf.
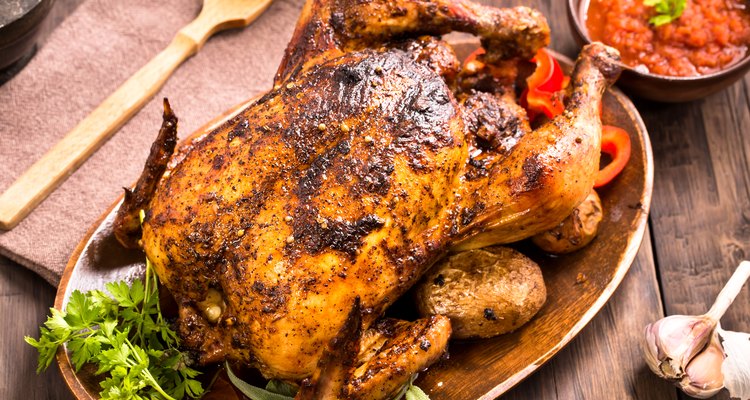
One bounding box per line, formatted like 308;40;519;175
25;257;203;400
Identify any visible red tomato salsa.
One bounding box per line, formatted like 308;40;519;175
586;0;750;76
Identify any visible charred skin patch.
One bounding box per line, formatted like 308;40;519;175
352;152;396;196
274;42;459;207
391;37;460;84
521;154;545;191
227;119;250;142
212;155;225;170
462;92;530;155
459;92;532;185
271;45;459;258
294;140;352;198
459;202;486;226
291;210;385;258
510;153;547;194
323;47;457;169
252;280;291;314
463;154;491;181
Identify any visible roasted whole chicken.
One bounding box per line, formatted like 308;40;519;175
114;0;622;398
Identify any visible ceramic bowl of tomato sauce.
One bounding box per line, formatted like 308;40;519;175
567;0;750;102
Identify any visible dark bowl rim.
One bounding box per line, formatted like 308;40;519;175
0;0;52;33
566;0;750;82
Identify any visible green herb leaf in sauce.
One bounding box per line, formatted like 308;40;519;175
643;0;686;26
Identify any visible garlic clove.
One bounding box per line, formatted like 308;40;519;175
642;314;716;379
642;323;664;377
197;288;226;324
679;331;725;399
717;326;750;400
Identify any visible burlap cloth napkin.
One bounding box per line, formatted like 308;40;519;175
0;0;302;285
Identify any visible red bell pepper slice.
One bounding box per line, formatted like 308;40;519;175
523;48;570;119
464;47;485;65
469;47;628;187
462;47;487;76
594;125;631;188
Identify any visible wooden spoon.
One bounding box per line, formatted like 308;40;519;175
0;0;273;230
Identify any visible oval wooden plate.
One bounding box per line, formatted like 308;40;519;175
54;42;653;400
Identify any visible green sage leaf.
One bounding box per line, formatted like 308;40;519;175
225;362;295;400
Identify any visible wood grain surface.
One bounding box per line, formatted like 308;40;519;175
2;0;749;399
0;258;74;400
643;85;750;400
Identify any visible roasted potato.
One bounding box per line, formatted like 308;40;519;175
415;246;546;339
532;189;603;254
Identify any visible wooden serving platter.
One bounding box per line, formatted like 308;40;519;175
54;43;653;400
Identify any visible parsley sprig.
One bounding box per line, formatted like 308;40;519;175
25;257;203;399
643;0;686;26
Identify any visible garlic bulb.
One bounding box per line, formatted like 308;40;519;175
642;314;716;380
642;260;750;399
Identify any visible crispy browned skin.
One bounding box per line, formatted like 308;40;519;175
145;37;464;377
295;300;451;399
114;98;177;249
118;0;622;398
296;298;362;399
347;316;451;399
451;43;621;250
274;0;549;84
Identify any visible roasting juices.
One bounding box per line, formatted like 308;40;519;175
585;0;750;76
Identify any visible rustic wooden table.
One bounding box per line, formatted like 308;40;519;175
2;0;748;399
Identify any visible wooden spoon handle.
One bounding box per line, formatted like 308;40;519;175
0;34;197;230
